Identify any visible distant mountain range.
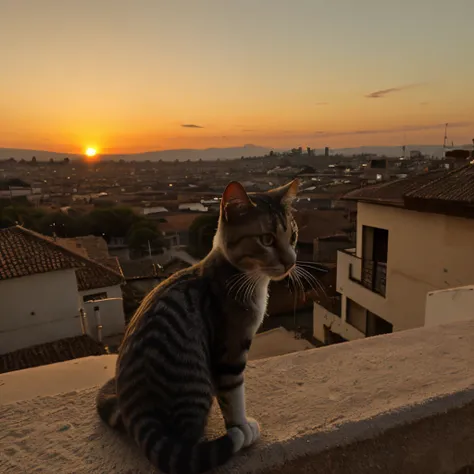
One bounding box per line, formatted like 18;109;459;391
0;144;271;162
1;144;473;161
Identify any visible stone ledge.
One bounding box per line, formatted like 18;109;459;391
1;320;474;473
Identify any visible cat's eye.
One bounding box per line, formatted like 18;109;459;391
290;231;297;245
259;233;275;246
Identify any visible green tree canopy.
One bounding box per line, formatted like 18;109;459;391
188;213;219;258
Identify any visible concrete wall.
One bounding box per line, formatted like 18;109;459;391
2;321;474;474
339;202;474;333
425;285;474;327
0;270;82;354
80;285;125;339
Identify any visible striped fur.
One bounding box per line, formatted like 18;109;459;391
96;180;299;473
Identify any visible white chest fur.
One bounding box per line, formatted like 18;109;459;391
251;278;270;336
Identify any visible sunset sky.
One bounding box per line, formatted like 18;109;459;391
1;0;473;154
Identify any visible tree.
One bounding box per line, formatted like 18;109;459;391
39;212;79;237
0;201;45;230
86;207;141;239
127;222;163;254
188;213;219;258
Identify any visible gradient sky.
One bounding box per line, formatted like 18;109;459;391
1;0;473;154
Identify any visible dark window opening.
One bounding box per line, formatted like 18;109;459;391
361;225;388;296
346;298;367;334
324;326;348;345
366;311;393;337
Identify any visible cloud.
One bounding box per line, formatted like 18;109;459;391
365;83;424;99
316;102;329;106
313;122;470;138
419;102;429;106
242;129;256;132
181;124;204;129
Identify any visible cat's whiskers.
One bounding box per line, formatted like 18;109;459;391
243;276;261;304
226;272;249;294
288;267;306;297
294;265;327;298
227;270;263;304
237;275;258;303
293;269;306;296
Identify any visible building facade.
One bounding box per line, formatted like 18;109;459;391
314;165;474;343
0;226;125;354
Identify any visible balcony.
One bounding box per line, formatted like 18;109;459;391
346;252;387;297
337;249;388;320
1;321;474;473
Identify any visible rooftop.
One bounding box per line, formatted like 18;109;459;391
0;335;106;374
158;213;201;233
0;226;124;290
404;164;474;218
343;169;447;206
294;209;350;243
1;320;473;473
0;226;84;280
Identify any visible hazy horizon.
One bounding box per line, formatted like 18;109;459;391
1;0;473;154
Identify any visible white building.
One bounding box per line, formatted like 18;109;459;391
0;226;125;354
314;165;474;344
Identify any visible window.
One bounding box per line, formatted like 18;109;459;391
83;292;107;303
324;326;347;345
346;298;367;334
361;226;388;296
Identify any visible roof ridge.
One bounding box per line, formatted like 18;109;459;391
14;226;123;279
12;226;87;268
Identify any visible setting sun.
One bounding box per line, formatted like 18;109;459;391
85;147;97;157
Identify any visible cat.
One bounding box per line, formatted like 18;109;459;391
96;179;299;474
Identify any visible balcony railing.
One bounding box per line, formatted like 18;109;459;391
348;256;387;297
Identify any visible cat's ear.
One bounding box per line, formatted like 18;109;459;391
270;179;299;205
221;181;253;221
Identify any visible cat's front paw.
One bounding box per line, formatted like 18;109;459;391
227;418;261;453
242;417;260;448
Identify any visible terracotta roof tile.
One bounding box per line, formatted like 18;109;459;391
75;261;123;291
120;260;164;280
0;226;84;280
294;210;351;243
159;213;201;233
0;335;106;374
0;226;124;291
405;163;474;203
343;170;448;205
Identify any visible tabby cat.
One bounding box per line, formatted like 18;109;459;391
96;179;299;473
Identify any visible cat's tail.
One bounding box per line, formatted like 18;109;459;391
96;377;258;474
135;423;254;474
96;377;125;431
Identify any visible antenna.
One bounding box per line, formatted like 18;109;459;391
443;123;448;148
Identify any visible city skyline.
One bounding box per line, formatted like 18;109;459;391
1;0;473;154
